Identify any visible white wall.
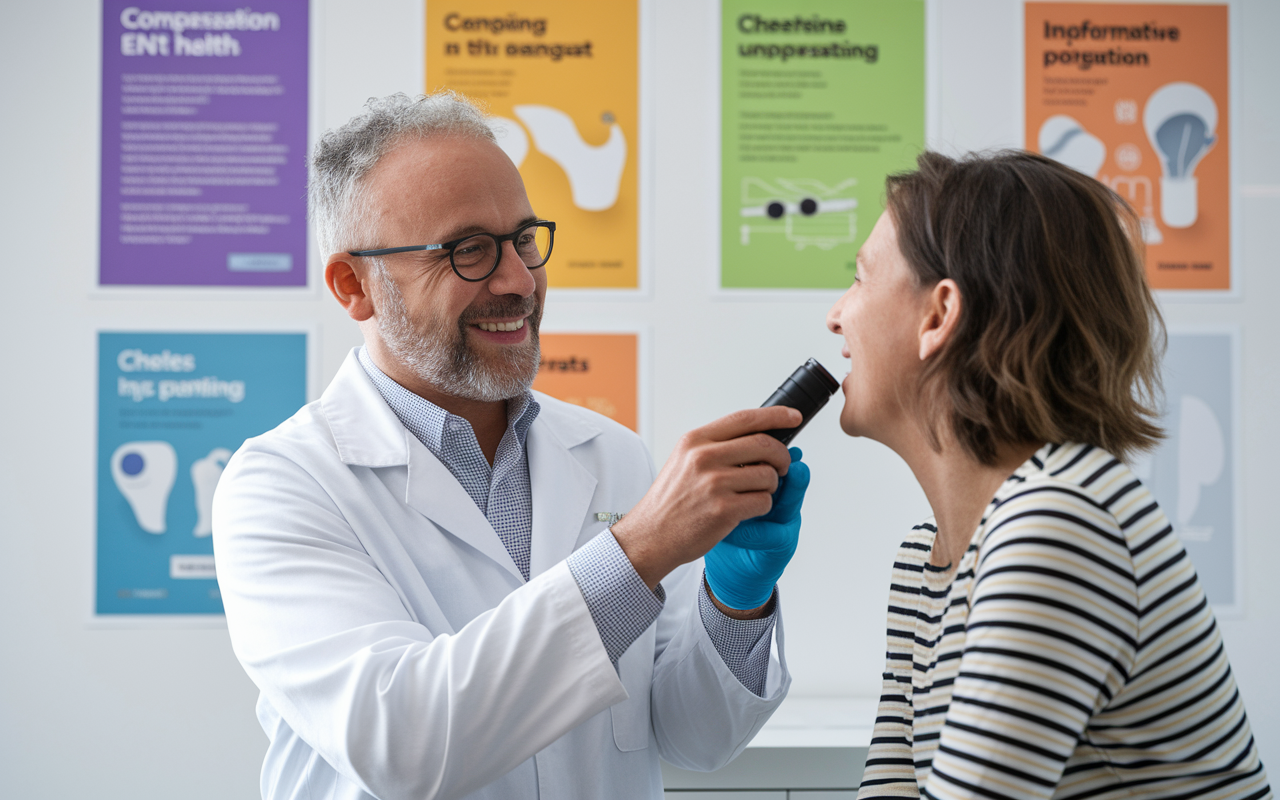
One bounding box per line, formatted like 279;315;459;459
1;1;1275;797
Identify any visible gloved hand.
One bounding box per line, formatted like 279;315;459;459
703;447;810;610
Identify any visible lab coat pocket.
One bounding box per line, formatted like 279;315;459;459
610;627;655;752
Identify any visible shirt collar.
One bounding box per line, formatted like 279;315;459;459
356;346;540;462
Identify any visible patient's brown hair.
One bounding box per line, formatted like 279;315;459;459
885;150;1165;465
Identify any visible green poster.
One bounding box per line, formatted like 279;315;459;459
721;0;925;288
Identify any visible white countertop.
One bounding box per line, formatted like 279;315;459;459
747;695;878;748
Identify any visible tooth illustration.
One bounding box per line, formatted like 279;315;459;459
488;116;529;168
1176;395;1224;530
514;105;626;211
1039;115;1106;178
191;448;232;537
111;441;177;534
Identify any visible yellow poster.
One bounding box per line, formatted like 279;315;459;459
426;2;640;289
531;333;639;432
1026;4;1230;291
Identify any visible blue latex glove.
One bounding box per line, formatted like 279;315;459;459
704;447;810;610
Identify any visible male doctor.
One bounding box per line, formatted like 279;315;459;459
212;92;809;800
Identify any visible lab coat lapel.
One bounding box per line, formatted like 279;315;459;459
527;399;601;578
322;350;408;469
403;439;524;582
323;349;523;582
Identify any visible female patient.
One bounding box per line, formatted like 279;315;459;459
829;151;1270;799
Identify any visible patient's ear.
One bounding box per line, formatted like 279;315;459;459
326;255;376;322
919;279;961;361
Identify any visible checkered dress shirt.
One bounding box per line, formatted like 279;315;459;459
358;347;776;695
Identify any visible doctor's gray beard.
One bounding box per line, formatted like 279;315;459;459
372;260;542;402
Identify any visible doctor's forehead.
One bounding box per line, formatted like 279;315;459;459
364;137;495;191
362;137;531;229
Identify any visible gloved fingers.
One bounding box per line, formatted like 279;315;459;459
767;459;810;522
720;516;800;551
720;522;777;550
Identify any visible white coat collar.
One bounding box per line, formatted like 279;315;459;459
321;349;605;580
321;350;412;468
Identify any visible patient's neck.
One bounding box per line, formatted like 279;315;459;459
898;434;1042;570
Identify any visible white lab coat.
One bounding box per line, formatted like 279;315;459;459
212;350;790;800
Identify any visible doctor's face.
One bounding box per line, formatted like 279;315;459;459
360;135;546;402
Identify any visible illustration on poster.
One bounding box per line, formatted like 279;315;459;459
1145;82;1217;229
111;442;232;537
191;448;232;537
738;177;858;250
1175;396;1224;541
111;441;177;534
1039;82;1217;245
1130;394;1225;543
1038;114;1165;243
1039;115;1106;178
488;106;626;212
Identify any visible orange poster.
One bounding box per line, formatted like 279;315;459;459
531;332;639;431
426;2;640;289
1025;4;1229;291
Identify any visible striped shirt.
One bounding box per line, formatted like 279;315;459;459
859;442;1271;800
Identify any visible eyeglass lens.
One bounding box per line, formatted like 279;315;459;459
452;224;552;279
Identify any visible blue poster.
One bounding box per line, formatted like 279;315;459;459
97;332;307;615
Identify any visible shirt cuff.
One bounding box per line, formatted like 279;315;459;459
698;574;777;696
566;529;665;666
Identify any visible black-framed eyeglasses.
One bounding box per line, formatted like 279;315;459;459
348;220;556;282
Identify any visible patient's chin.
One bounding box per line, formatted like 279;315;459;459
838;399;865;438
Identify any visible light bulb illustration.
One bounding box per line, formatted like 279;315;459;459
1038;115;1106;178
191;447;232;537
1144;82;1217;228
111;441;177;534
514;105;626;211
1176;395;1224;534
488;116;529;168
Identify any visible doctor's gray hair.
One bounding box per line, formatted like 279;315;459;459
309;91;496;257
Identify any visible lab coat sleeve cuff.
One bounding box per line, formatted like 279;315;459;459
697;574;777;696
566;529;665;665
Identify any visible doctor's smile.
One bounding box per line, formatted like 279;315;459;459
474;317;527;333
468;311;533;343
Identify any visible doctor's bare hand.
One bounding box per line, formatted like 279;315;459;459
610;406;801;589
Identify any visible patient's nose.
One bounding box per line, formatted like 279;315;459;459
826;295;846;334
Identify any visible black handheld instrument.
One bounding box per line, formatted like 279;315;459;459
759;358;841;445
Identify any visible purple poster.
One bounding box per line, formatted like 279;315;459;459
100;1;309;286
